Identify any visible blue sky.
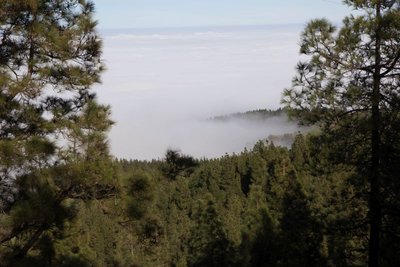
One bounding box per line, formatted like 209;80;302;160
94;0;352;29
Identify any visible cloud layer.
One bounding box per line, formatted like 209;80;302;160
95;25;304;160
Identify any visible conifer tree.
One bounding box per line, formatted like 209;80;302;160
0;0;116;263
282;1;400;266
188;195;236;267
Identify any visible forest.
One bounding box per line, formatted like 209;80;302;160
0;0;400;267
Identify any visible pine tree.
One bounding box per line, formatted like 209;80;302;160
282;1;400;266
188;195;236;267
0;0;116;263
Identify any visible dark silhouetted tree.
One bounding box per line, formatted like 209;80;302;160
282;1;400;266
161;149;198;180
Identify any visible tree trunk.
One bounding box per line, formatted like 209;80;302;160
16;224;46;259
369;2;382;267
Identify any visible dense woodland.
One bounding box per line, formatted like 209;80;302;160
1;0;400;266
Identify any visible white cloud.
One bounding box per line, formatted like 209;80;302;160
95;25;304;160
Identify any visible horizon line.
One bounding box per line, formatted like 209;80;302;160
97;23;309;31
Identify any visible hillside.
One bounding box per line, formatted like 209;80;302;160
209;108;309;148
19;134;365;266
210;108;286;122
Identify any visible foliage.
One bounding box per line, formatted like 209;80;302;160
2;0;399;266
91;136;363;267
161;149;198;180
282;1;400;266
0;0;117;264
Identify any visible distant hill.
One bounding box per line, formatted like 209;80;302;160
209;108;308;147
210;108;286;122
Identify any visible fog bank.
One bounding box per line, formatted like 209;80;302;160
95;25;303;160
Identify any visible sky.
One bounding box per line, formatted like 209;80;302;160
91;1;354;160
94;0;351;29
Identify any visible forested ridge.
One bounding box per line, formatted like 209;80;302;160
209;108;305;148
1;0;400;266
210;109;286;122
1;134;399;266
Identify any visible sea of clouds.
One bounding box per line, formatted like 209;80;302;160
95;25;304;160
